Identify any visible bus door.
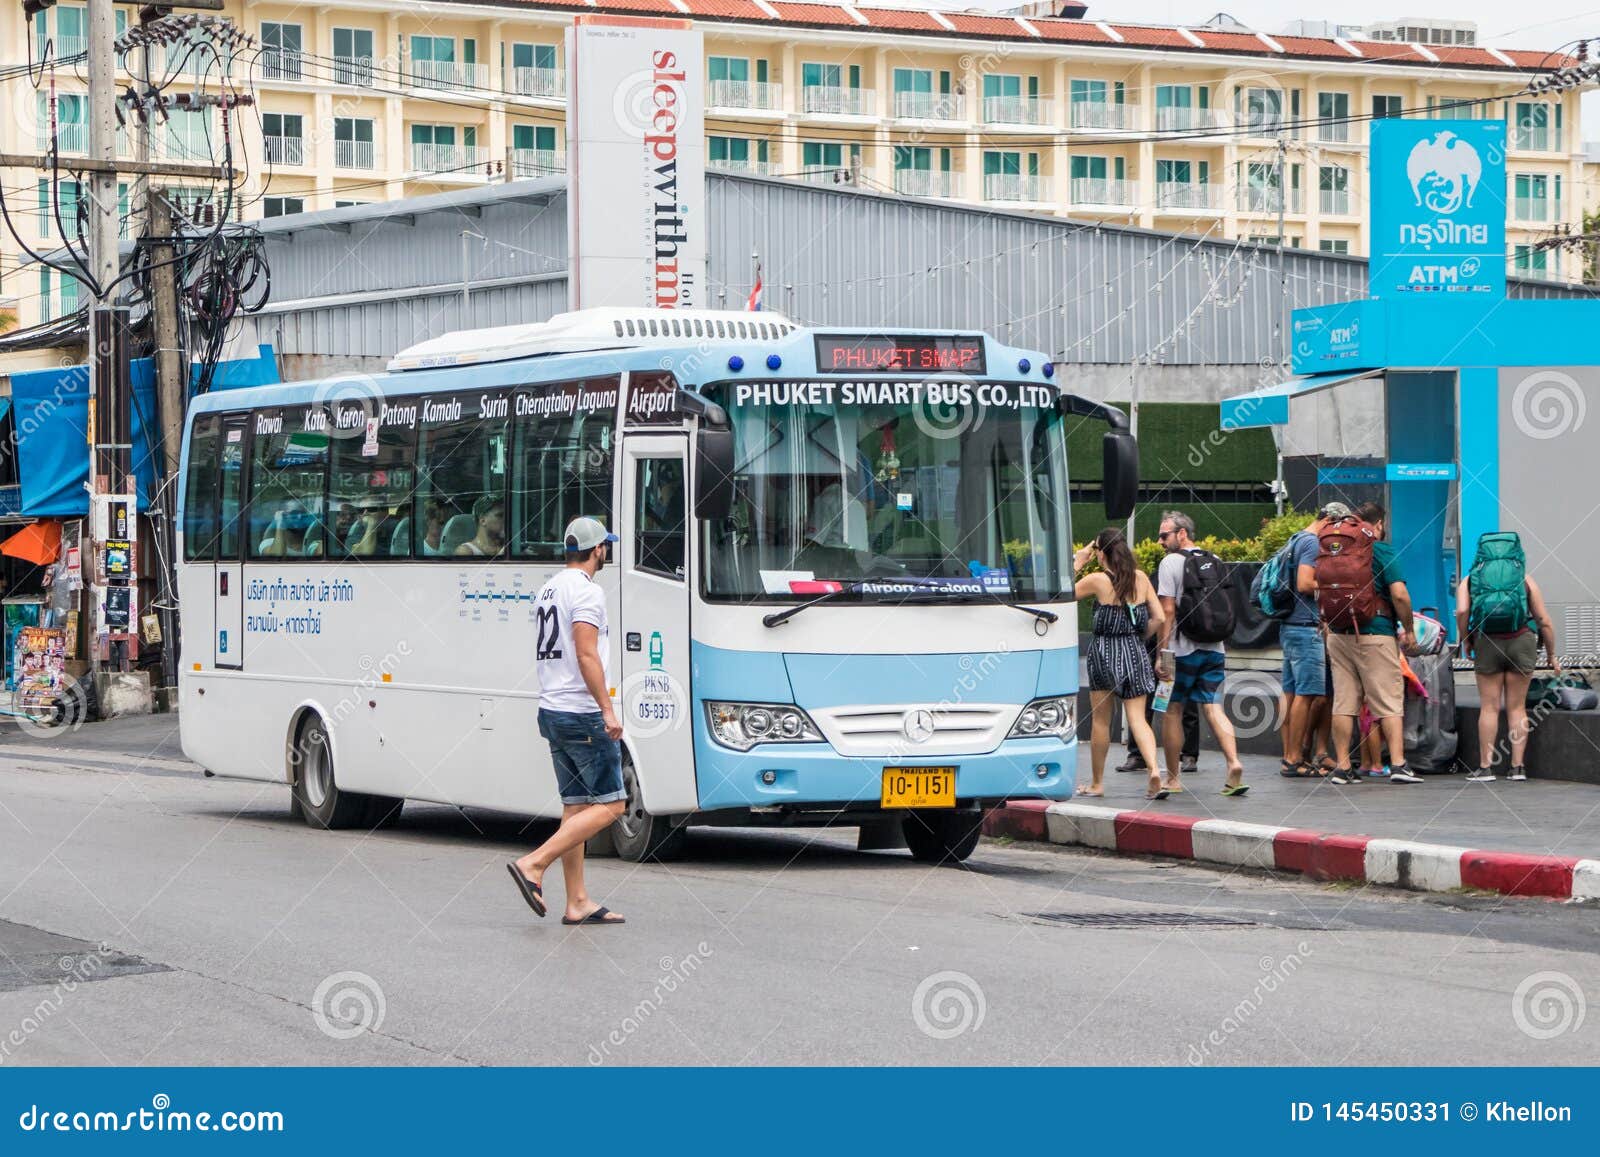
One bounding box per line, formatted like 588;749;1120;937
619;435;693;805
213;415;247;669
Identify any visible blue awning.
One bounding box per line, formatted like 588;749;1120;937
1219;368;1383;430
8;345;279;517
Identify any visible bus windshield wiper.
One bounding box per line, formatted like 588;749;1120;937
761;578;1059;629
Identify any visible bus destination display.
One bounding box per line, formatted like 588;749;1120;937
814;334;986;375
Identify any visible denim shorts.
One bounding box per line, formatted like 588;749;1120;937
1172;650;1227;704
1279;624;1328;697
537;708;626;805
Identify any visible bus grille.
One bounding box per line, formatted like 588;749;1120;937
809;703;1016;758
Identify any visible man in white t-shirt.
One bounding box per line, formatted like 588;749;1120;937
508;516;627;926
1155;510;1246;796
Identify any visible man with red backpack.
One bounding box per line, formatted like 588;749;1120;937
1314;502;1420;785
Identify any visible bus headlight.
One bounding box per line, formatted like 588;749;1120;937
705;701;823;751
1008;696;1076;740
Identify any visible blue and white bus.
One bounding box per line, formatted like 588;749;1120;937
177;309;1136;862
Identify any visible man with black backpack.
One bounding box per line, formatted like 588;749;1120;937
1155;511;1249;796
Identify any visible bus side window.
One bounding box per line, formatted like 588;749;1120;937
634;457;685;580
183;414;221;560
247;408;329;560
329;405;417;559
510;379;616;561
418;393;509;560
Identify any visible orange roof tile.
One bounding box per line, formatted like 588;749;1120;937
856;7;943;32
768;2;859;26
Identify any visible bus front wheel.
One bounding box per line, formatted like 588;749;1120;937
901;810;982;864
605;757;687;863
291;718;371;830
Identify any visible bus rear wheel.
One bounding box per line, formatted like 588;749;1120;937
292;718;371;830
607;756;687;863
902;810;982;864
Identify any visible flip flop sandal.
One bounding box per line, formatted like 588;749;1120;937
1220;783;1250;797
563;906;625;926
1146;788;1172;801
1075;786;1105;797
506;863;546;918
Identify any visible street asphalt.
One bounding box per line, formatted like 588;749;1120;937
0;712;1596;1066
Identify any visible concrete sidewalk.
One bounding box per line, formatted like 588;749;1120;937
982;746;1600;900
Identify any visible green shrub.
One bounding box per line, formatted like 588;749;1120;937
1075;508;1314;579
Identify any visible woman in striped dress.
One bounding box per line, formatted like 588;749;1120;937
1073;528;1168;801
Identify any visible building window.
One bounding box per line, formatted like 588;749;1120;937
1513;173;1560;222
1318;165;1350;214
1371;94;1403;120
509;43;561;97
263;196;305;218
1512;101;1560;151
260;22;302;80
333;117;374;169
1319;239;1351;255
1513;245;1554;280
1316;91;1349;142
332;27;374;85
261;112;304;166
36;92;87;153
1155;84;1207;131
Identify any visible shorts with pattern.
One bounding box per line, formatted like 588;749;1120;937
1172;650;1226;705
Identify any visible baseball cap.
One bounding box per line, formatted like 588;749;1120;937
564;516;619;552
1318;501;1352;520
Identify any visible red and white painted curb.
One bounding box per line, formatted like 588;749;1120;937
981;800;1600;901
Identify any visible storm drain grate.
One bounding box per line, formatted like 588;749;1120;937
1017;911;1258;929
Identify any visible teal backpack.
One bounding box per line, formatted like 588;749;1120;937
1467;532;1531;635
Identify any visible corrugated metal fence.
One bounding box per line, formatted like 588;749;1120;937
259;173;1593;368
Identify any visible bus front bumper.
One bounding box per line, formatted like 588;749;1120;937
692;735;1073;813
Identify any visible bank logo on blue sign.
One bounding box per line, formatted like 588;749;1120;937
1371;119;1505;299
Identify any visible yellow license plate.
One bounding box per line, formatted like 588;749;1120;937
881;766;956;809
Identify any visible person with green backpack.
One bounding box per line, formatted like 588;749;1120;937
1455;532;1560;782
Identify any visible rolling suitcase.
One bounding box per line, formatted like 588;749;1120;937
1403;648;1458;773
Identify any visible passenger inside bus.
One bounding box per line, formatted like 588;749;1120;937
455;495;507;558
257;507;324;558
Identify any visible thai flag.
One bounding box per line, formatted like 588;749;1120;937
746;266;763;312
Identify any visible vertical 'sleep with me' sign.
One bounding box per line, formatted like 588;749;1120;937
566;16;706;310
1369;118;1506;300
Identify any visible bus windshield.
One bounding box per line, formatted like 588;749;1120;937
702;380;1070;602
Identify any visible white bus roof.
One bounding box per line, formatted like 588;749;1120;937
388;308;800;372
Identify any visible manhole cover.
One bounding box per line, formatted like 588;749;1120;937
1017;911;1257;928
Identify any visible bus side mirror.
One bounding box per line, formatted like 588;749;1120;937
1103;429;1138;521
695;426;735;521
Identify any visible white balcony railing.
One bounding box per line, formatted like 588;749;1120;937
55;34;86;58
509;147;565;177
1155;181;1220;211
42;122;89;154
1071;100;1137;131
263;135;304;165
892;91;965;121
983;172;1045;202
983;96;1051;125
1513;196;1557;223
708;79;781;110
1319;188;1353;215
1513;126;1558;152
1238;186;1305;214
410;142;489;175
801;85;875;116
1155;106;1218;132
708;156;777;176
508;66;565;99
1317;121;1352;144
893;169;958;199
334;138;375;169
260;48;303;81
1071;177;1132;205
409;59;488;91
332;56;373;86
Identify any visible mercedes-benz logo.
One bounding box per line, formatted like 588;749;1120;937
902;709;935;743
